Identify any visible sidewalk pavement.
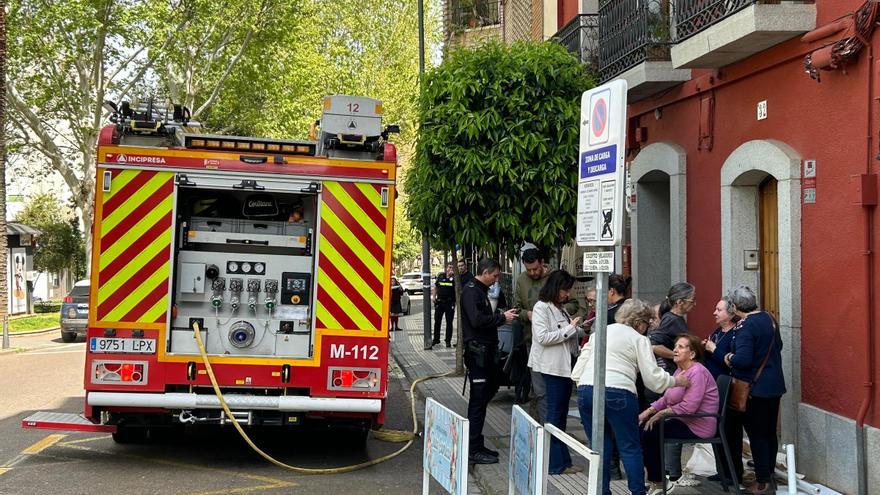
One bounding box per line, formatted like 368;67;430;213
390;313;736;495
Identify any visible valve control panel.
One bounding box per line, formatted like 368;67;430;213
281;272;311;305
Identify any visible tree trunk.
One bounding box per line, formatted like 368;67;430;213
0;2;9;319
452;249;463;374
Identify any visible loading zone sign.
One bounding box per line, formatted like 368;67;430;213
577;80;628;247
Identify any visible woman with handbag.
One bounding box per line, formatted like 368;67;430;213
575;299;690;495
722;286;786;494
529;270;583;475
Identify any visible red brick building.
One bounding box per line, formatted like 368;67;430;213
550;1;874;493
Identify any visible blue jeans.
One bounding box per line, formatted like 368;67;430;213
578;385;646;495
542;373;573;474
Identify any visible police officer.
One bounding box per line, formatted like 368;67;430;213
461;258;518;464
431;263;456;348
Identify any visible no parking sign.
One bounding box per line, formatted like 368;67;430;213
576;80;627;247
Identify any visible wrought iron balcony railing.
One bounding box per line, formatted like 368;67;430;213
674;0;815;42
598;0;673;83
446;0;501;33
552;14;600;70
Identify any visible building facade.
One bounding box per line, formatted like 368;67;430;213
549;1;876;493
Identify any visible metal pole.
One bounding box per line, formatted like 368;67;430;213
590;271;608;495
418;0;432;350
2;315;9;349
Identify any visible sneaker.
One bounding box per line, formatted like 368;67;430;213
675;473;701;487
445;342;451;348
610;462;623;480
469;451;499;464
479;446;499;457
646;481;674;495
559;465;583;475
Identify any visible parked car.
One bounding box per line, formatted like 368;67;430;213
398;272;423;294
60;280;90;342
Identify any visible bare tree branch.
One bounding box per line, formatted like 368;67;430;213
193;27;255;117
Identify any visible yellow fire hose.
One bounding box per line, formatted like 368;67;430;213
192;322;450;474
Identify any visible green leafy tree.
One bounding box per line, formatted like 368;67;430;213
405;41;593;369
393;211;422;273
14;194;87;280
407;41;593;253
0;1;8;324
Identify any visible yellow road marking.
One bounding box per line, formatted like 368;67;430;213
0;467;11;476
56;436;296;492
21;434;66;455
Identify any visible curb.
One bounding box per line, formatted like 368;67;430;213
9;326;61;337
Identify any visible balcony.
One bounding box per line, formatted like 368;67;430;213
598;0;691;101
552;14;600;70
671;0;816;68
446;0;502;48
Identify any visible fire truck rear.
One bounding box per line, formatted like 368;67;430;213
23;96;399;443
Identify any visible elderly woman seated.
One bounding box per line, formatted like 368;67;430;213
638;334;719;495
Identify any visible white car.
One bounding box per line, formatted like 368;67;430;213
398;272;424;294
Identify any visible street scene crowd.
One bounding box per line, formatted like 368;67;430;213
419;248;785;495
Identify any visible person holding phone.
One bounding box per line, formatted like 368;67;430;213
461;258;519;465
529;270;584;475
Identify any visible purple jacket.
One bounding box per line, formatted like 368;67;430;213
651;362;719;438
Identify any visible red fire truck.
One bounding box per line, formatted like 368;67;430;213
23;95;399;443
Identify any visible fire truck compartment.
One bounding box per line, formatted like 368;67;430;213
169;181;318;359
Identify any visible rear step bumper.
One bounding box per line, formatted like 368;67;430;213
22;411;116;433
88;392;382;414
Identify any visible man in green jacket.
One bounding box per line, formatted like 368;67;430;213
513;248;580;423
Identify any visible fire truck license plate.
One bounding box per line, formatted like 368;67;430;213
90;338;156;354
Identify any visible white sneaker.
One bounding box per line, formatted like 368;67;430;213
674;473;701;487
646;480;676;495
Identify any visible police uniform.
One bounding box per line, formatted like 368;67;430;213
433;273;456;346
461;278;506;458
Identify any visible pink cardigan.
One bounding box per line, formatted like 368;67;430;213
651;362;719;438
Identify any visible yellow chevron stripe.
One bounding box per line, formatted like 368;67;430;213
320;206;383;276
102;173;171;236
324;182;384;247
103;169;139;201
140;293;169;323
319;236;382;307
98;227;172;301
317;267;376;331
319;231;381;283
99;197;173;271
355;182;382;207
103;261;171;321
315;303;342;330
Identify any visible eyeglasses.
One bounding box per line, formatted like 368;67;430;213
586;299;596;305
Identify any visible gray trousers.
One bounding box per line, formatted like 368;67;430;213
528;369;547;424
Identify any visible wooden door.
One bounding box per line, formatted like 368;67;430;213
759;177;779;320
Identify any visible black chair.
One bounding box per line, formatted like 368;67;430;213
658;374;741;495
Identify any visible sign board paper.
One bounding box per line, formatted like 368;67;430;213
583;251;615;273
577;80;628;247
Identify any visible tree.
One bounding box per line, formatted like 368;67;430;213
393;211;423;273
405;41;593;370
14;194;87;280
6;0;304;256
0;0;9;329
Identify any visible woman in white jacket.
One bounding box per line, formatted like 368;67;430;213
528;270;583;475
576;299;690;495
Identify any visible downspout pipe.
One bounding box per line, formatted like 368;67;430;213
855;28;876;495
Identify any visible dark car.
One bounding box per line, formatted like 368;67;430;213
60;280;90;342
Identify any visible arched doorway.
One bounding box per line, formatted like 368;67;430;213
720;140;801;444
630;142;687;302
